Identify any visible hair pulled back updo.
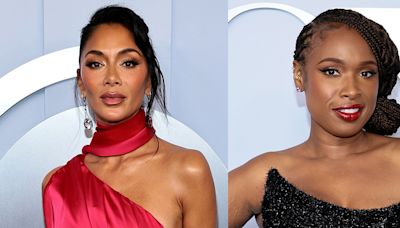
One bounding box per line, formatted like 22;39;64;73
78;5;167;120
294;9;400;135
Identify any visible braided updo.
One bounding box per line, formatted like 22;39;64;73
294;9;400;135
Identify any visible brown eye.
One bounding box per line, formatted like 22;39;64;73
86;61;103;69
320;68;339;76
121;60;138;68
360;71;376;78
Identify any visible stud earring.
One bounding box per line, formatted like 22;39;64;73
295;72;303;92
83;97;93;130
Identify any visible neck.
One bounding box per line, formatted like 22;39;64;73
82;109;155;157
303;122;371;160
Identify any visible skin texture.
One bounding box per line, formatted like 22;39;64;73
229;25;400;227
43;24;217;228
78;24;151;125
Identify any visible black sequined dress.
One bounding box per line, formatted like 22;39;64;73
262;169;400;227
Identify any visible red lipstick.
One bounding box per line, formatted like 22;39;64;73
100;92;126;105
332;104;364;122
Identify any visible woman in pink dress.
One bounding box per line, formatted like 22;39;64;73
42;6;216;228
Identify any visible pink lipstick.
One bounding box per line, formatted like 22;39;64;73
100;92;126;105
332;104;364;122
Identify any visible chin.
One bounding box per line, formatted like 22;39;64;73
96;113;130;125
95;106;141;124
330;127;364;138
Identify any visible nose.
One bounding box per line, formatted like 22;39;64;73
104;66;122;86
339;75;361;99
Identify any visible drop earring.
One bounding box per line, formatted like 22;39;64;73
83;97;93;130
145;94;152;127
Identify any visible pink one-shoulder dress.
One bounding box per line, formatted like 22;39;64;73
43;154;163;228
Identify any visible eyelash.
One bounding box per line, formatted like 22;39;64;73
121;60;138;68
319;68;377;78
360;71;377;78
85;61;103;69
85;59;139;69
320;68;339;76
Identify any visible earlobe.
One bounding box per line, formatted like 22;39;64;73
76;69;86;97
145;76;152;96
145;88;152;98
293;61;304;92
295;71;303;92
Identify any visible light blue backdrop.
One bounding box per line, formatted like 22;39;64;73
0;0;227;166
0;1;227;227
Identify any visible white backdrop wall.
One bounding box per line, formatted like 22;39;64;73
0;1;227;227
229;1;400;227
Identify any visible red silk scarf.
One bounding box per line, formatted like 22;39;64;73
82;109;155;156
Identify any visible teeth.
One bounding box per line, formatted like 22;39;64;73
339;108;359;114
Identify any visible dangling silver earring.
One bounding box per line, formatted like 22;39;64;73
83;97;93;130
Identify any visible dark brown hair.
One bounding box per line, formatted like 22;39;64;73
294;9;400;135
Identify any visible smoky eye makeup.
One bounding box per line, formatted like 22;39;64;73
84;59;104;69
120;59;139;68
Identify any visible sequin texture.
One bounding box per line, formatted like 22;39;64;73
262;169;400;227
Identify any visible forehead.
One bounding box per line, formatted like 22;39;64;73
305;25;376;64
84;23;138;50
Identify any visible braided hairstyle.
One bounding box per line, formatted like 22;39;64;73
294;9;400;135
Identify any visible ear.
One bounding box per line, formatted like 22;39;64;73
76;69;86;97
293;60;304;92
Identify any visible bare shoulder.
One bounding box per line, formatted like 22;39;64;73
228;149;294;226
371;133;400;162
365;133;400;154
229;149;293;191
366;132;400;144
230;149;294;179
42;166;62;191
385;134;400;149
158;139;216;218
159;139;211;178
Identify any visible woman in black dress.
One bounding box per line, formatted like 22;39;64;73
229;9;400;227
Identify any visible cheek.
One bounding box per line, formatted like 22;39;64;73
305;76;335;101
373;78;379;96
365;78;379;104
80;70;102;95
124;69;149;93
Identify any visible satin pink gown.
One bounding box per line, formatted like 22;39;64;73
43;154;163;228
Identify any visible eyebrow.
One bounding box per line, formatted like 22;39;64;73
119;48;142;56
84;48;142;58
318;57;377;66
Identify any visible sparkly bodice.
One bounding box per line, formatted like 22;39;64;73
262;169;400;227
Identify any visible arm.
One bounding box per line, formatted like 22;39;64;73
229;156;270;228
180;151;217;228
